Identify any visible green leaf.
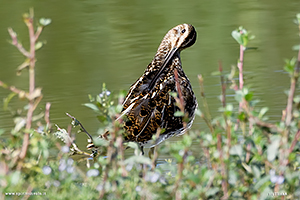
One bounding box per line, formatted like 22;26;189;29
126;142;139;150
284;57;297;75
96;115;107;123
252;165;261;179
235;90;243;102
39;18;52;26
3;92;17;110
35;41;43;50
16;59;30;75
83;103;99;112
93;137;109;147
124;155;152;165
174;111;184;117
244;93;253;101
187;174;201;184
14;117;26;132
267;135;281;161
88;94;95;102
231;30;243;45
238;112;246;121
229;144;243;158
228;170;238;185
211;71;221;76
292;45;300;51
10;171;21;185
206;187;219;197
258;107;269;118
225;104;233;111
294;95;300;103
254;175;270;190
296;13;300;24
195;109;202;117
182;135;192;147
169;92;178;98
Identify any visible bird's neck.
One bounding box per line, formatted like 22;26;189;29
151;40;181;71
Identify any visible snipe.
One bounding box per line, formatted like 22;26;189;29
119;23;198;153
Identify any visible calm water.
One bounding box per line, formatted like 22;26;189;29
0;1;300;159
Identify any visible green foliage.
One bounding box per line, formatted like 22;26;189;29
231;26;255;47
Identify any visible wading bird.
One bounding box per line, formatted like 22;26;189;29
118;23;198;154
87;24;197;156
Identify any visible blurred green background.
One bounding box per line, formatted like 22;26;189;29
0;0;299;157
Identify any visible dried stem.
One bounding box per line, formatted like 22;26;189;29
173;69;190;198
0;80;24;94
238;43;244;91
219;61;231;155
198;74;214;133
289;129;300;154
173;147;188;199
174;69;185;112
278;23;300;184
217;134;228;199
219;61;226;108
150;129;161;170
7;28;30;57
116;136;128;177
44;102;51;128
19;10;38;160
285;31;300;127
99;121;117;198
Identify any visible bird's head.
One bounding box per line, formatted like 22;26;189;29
155;24;197;71
165;23;197;51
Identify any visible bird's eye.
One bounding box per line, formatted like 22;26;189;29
181;29;186;34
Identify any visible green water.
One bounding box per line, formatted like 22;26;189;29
0;0;299;159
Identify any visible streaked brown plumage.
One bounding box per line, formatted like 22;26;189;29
119;24;197;150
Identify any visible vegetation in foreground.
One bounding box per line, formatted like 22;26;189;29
1;9;300;200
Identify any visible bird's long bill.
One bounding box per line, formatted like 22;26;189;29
148;47;178;90
162;47;178;70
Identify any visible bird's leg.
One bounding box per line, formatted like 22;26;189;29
140;146;144;155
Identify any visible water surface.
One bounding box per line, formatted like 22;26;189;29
0;0;299;159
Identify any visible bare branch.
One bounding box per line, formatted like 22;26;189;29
8;28;30;57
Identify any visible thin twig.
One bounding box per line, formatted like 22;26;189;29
219;61;231;156
7;28;30;57
174;69;185;111
0;80;24;94
99;125;116;198
217;134;228;199
116;136;128;177
66;113;93;142
285;39;300;126
35;26;43;41
238;42;244;91
19;10;39;160
151;128;161;170
198;74;214;133
289;129;300;154
44;102;51;128
219;61;226;108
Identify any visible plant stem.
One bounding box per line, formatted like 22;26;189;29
285;42;300;127
238;43;244;90
219;61;226;108
198;74;214;133
19;10;37;160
